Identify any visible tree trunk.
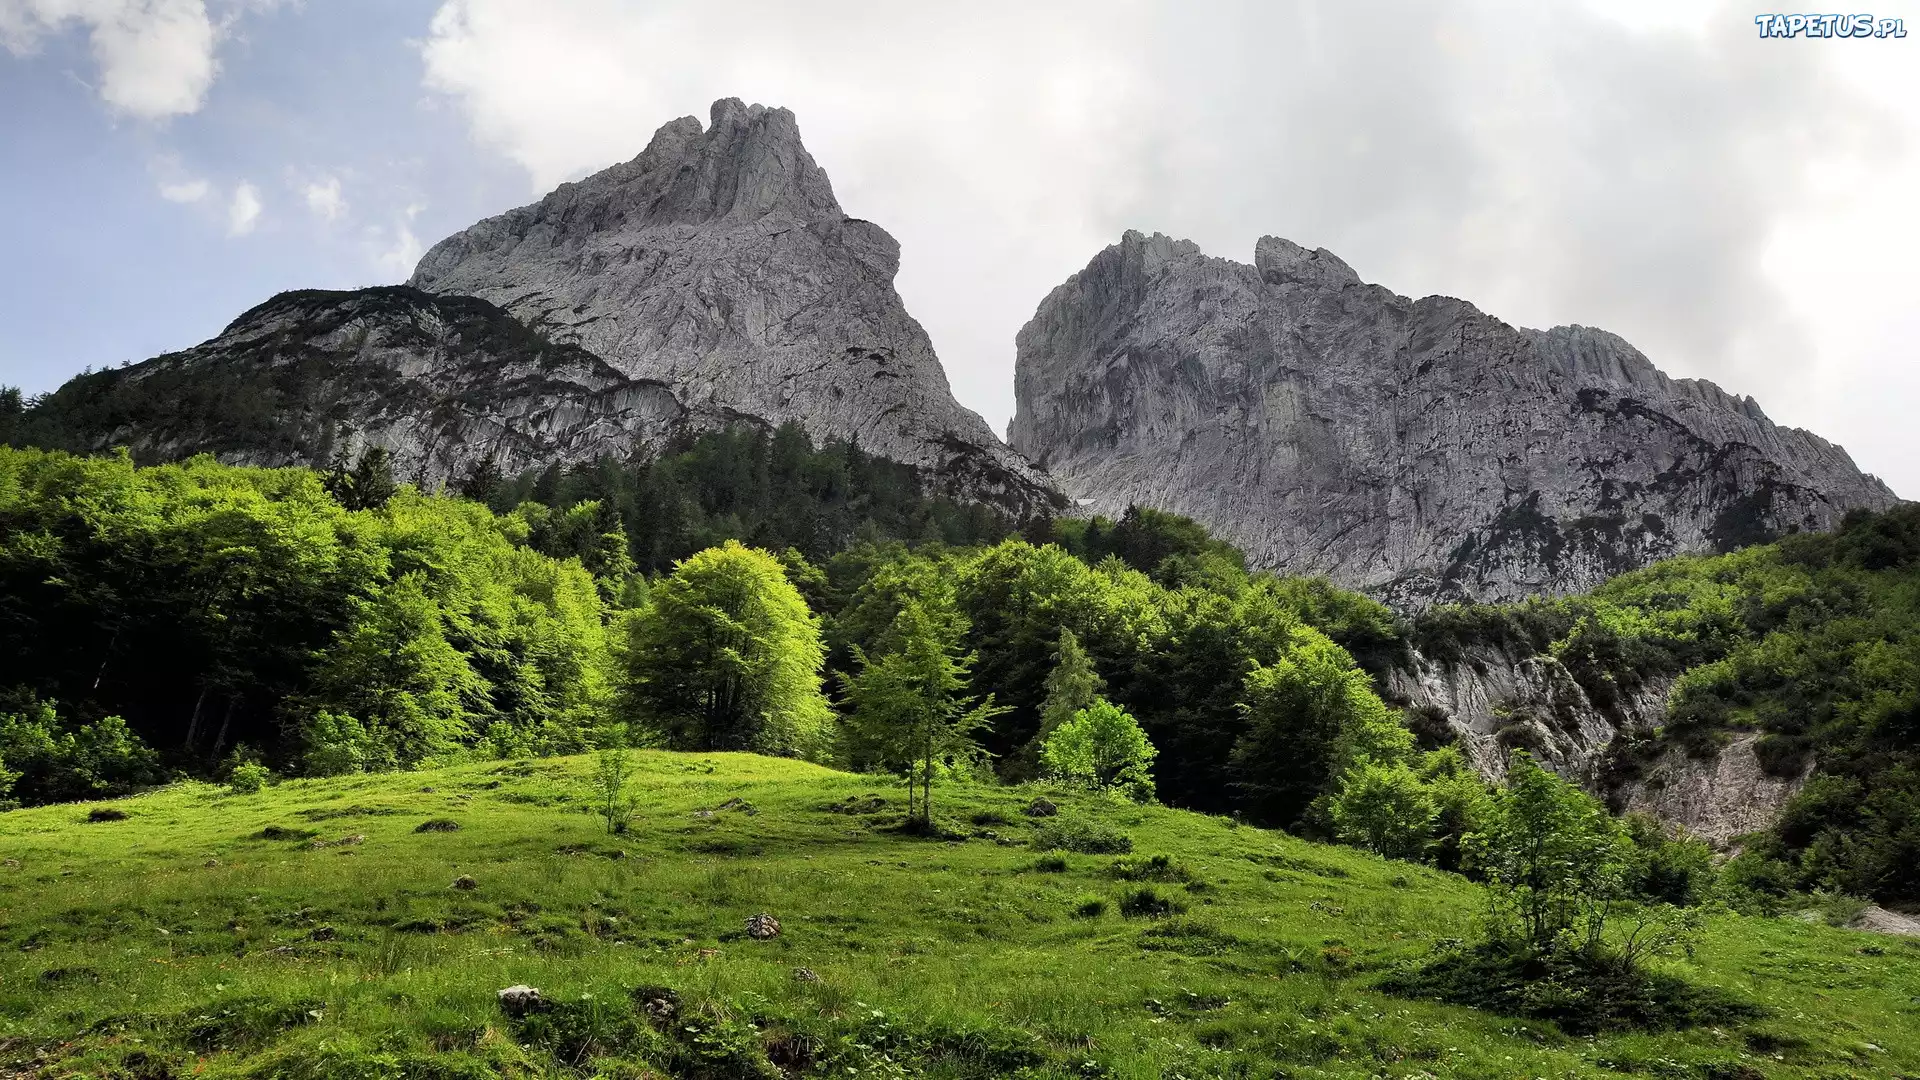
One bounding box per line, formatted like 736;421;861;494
183;686;209;750
210;695;237;758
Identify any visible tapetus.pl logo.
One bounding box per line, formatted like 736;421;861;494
1754;13;1906;36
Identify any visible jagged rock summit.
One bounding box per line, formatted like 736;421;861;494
410;97;1054;514
1011;230;1900;606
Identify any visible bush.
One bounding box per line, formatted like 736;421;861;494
1117;886;1185;919
227;762;271;795
0;703;163;806
1070;894;1107;919
1328;758;1436;860
1030;818;1133;855
1107;854;1196;884
1040;698;1158;801
1382;940;1762;1034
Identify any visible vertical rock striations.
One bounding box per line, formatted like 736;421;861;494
411;97;1055;515
1011;230;1901;606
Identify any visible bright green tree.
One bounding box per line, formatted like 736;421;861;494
1040;698;1158;801
621;540;832;757
1466;752;1632;957
841;598;1003;824
1329;758;1437;859
1230;628;1413;828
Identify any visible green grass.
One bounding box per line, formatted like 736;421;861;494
0;753;1915;1079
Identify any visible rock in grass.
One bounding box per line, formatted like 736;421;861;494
745;913;782;940
414;818;462;833
792;967;820;983
86;808;129;823
497;985;546;1017
451;875;478;891
1024;797;1058;818
309;834;366;849
633;986;679;1023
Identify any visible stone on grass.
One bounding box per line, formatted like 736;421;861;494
792;967;820;983
452;875;478;891
745;913;782;940
414;818;462;833
498;985;546;1017
1024;797;1058;818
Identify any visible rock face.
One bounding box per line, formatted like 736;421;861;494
1618;734;1809;846
1387;645;1806;844
411;97;1055;516
1011;231;1901;606
1385;643;1671;785
28;287;696;485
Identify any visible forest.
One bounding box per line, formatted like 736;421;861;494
2;426;1917;914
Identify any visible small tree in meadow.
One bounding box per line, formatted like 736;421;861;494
841;599;1003;825
1463;751;1705;967
593;724;640;835
1040;698;1158;801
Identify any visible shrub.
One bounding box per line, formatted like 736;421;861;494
593;731;640;835
1117;886;1184;919
1071;894;1108;919
1040;698;1158;801
1328;758;1436;860
1030;818;1133;855
0;703;163;806
1107;854;1195;884
228;762;271;795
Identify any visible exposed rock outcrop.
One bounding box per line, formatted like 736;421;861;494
1387;644;1806;844
1011;230;1900;606
1618;734;1809;846
411;97;1057;516
1385;643;1671;785
25;287;697;485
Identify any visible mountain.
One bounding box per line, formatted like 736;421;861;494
1010;230;1901;606
17;287;698;482
21;99;1058;517
410;96;1056;515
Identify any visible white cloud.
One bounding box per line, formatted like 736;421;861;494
158;177;208;202
417;0;1920;495
303;175;345;220
0;0;220;119
374;204;423;279
226;180;260;235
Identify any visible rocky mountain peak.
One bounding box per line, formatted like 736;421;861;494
1013;231;1900;607
409;98;1056;516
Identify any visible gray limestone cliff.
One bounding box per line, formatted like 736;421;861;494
24;287;699;484
410;97;1056;515
1011;230;1901;607
1385;644;1805;845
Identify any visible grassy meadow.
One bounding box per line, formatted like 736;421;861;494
1;753;1916;1079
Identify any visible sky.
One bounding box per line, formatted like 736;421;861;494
1;0;1914;497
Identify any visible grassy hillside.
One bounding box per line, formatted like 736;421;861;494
2;754;1915;1079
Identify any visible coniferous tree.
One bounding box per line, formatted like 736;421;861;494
841;598;1003;824
1037;628;1104;742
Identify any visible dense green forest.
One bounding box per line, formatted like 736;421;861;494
3;433;1918;912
